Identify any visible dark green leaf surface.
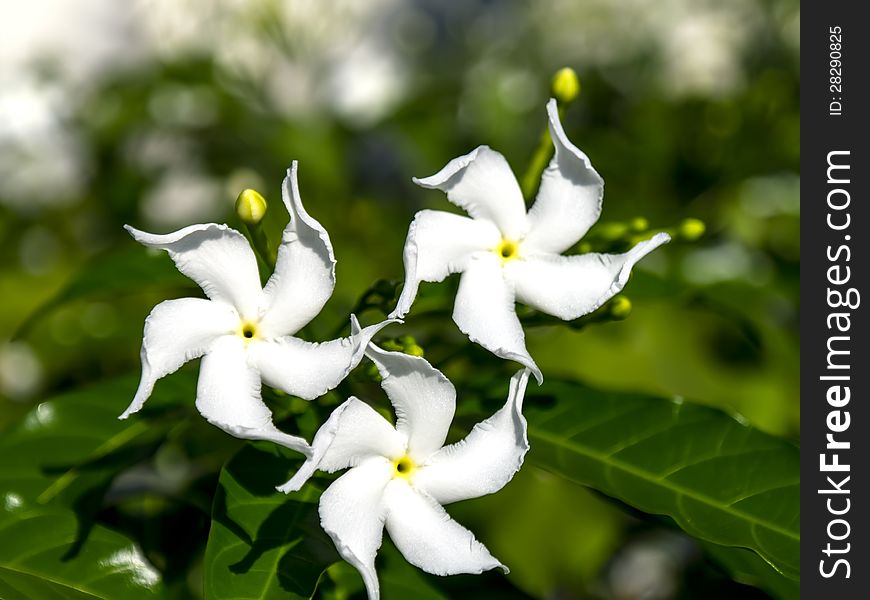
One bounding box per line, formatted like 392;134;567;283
524;381;799;581
0;374;194;507
703;542;799;600
0;374;196;599
0;504;163;599
204;444;340;600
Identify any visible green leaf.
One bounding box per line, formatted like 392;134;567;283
523;380;799;580
703;542;799;600
0;374;194;508
204;443;340;600
0;371;198;599
0;503;163;599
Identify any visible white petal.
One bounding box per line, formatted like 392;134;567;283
391;210;500;318
196;335;309;454
365;343;456;459
124;223;263;319
251;315;396;400
277;397;405;494
277;399;351;494
413;146;529;240
523;98;605;254
452;252;542;383
259;162;337;337
317;399;406;470
415;369;530;505
120;298;238;419
507;232;670;320
383;481;505;576
320;458;393;600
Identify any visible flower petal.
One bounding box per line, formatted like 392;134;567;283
507;232;670;320
452;252;542;383
523;98;605;254
120;298;237;419
317;398;406;470
365;343;456;459
277;397;405;493
320;458;393;600
383;481;505;576
250;315;396;400
413;146;528;240
391;209;500;318
259;162;337;337
124;223;263;319
415;368;530;505
196;335;309;454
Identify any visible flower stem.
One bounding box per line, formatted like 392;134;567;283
244;222;277;278
236;187;276;276
521;126;555;202
522;68;581;201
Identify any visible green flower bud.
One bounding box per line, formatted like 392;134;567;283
609;295;632;320
629;217;649;232
235;189;267;225
387;335;425;358
365;363;383;383
551;67;581;104
598;222;628;241
397;335;416;347
406;344;425;357
380;339;404;353
678;218;706;241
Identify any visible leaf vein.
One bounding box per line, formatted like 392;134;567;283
529;428;799;542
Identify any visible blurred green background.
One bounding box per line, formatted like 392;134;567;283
0;0;799;598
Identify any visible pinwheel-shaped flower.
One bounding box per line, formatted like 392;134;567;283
121;162;393;454
391;99;670;381
280;343;531;600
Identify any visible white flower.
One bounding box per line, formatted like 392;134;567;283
390;98;670;382
280;343;531;600
121;162;394;455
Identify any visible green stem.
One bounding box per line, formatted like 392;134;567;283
245;224;278;273
520;105;565;201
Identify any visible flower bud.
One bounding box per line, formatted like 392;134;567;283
395;335;425;357
235;189;267;225
678;218;706;241
598;222;628;241
551;68;581;104
629;217;649;232
380;339;404;353
608;295;632;320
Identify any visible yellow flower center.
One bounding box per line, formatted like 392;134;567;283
495;239;520;263
237;320;260;342
392;455;417;480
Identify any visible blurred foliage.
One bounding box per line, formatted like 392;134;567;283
1;0;798;598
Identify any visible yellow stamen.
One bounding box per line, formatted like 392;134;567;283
495;239;519;263
392;455;417;480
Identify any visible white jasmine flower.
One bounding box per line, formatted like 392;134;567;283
391;99;670;382
121;162;394;454
280;344;531;600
